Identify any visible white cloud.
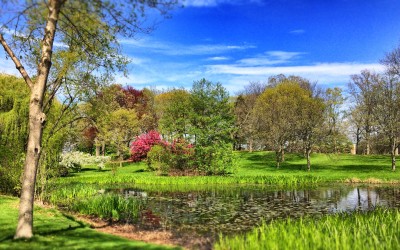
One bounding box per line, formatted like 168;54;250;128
120;37;256;56
237;51;304;66
181;0;263;7
207;56;230;61
290;29;305;34
207;62;385;87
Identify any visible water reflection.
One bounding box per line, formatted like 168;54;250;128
108;185;400;237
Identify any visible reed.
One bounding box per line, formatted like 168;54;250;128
71;194;145;222
215;208;400;250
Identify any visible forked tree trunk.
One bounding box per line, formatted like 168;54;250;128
14;0;63;239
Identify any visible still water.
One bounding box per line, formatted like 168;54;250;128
108;184;400;238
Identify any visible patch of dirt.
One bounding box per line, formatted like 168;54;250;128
75;215;214;250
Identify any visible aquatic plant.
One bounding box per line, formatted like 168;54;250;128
215;208;400;250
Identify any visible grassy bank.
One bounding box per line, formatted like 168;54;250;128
214;208;400;250
53;152;400;187
0;196;178;250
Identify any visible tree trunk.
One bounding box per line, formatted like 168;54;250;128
306;147;311;171
365;126;371;155
248;138;253;152
276;146;282;168
14;0;62;239
101;141;105;156
95;145;100;157
391;138;396;171
355;127;361;154
15;94;46;239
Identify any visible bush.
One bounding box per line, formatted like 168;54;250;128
147;145;170;175
59;151;111;174
195;143;236;175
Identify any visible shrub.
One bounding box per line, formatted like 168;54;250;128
59;151;111;174
194;143;236;175
147;145;170;175
147;138;196;175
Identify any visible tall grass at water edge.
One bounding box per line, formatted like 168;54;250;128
45;184;145;222
215;208;400;250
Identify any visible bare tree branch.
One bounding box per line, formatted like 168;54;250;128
0;33;34;89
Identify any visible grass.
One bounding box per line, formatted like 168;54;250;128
214;207;400;250
3;151;400;249
0;195;179;250
52;152;400;188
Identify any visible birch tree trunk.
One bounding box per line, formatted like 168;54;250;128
14;0;63;239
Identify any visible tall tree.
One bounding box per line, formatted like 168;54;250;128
322;87;348;153
348;70;378;155
156;88;191;140
254;81;304;168
189;79;235;174
234;81;266;151
0;0;176;239
374;46;400;171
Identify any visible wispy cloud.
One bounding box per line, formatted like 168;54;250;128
237;51;304;66
181;0;263;7
207;56;230;61
120;37;255;56
290;29;305;35
208;62;384;76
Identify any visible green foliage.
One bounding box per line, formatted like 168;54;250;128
147;139;195;175
147;145;170;174
0;75;29;194
156;89;191;139
194;143;236;175
215;208;400;250
189;79;236;175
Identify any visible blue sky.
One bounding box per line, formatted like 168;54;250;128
1;0;400;94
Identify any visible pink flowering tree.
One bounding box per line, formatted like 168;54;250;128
130;131;166;162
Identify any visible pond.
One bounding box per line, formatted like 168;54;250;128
106;184;400;247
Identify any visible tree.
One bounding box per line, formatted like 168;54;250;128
103;108;139;160
189;79;235;174
234;81;266;151
348;70;378;154
321;87;349;153
156;88;191;140
254;81;302;168
296;90;325;171
0;0;176;239
253;76;324;169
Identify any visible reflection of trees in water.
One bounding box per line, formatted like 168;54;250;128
114;185;400;238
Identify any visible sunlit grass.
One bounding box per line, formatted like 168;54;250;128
53;151;400;187
0;195;178;250
215;207;400;250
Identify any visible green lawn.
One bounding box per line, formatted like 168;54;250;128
0;196;178;250
53;151;400;187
